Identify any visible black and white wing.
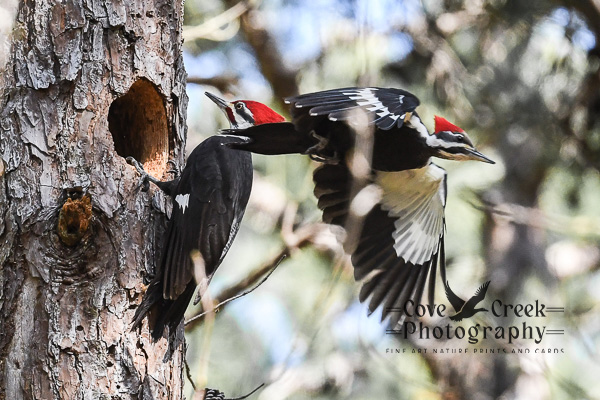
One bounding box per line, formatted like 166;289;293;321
314;162;447;326
287;87;420;131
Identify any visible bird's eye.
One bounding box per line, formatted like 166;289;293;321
235;103;244;110
455;134;464;142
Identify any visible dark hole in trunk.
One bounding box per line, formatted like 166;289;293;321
108;79;170;177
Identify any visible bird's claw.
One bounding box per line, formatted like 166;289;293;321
307;131;329;152
308;152;340;164
126;156;152;191
305;132;340;164
126;156;146;175
165;160;179;177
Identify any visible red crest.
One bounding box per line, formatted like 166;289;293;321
434;115;464;134
237;101;285;125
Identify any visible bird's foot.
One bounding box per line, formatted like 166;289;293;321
305;132;340;164
126;156;160;191
306;131;329;153
309;153;340;164
126;156;146;175
165;160;180;177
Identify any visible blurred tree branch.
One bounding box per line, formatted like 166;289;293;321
471;197;600;239
185;254;285;328
185;221;333;331
222;0;299;108
183;1;249;42
187;75;239;93
185;0;299;108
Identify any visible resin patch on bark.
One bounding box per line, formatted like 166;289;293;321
57;194;92;247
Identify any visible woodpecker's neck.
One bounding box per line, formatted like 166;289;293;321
371;123;433;171
405;114;446;149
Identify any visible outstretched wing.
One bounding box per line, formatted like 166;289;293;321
286;87;420;131
313;162;447;326
444;281;466;313
375;163;447;266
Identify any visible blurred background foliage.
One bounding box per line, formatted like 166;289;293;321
179;0;600;399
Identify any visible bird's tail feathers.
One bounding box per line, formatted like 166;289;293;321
151;282;196;341
131;279;196;342
131;279;162;331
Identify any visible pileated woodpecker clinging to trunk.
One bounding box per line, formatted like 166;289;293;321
222;87;495;326
130;93;284;340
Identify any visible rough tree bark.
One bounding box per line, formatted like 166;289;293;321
0;0;188;398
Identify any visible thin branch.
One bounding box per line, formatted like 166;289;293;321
227;383;265;400
183;1;250;42
184;357;197;392
190;253;216;398
471;197;600;239
185;222;332;330
187;76;240;93
184;254;286;327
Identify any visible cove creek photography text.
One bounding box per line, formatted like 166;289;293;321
385;298;565;351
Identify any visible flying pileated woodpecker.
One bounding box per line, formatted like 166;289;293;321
221;87;495;325
130;92;284;339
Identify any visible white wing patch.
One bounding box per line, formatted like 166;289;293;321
337;88;405;128
175;193;190;214
375;163;446;265
293;88;414;130
344;88;391;119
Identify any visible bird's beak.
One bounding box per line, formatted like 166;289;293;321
205;91;230;110
466;148;495;164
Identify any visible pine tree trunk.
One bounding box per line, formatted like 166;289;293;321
0;0;188;398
